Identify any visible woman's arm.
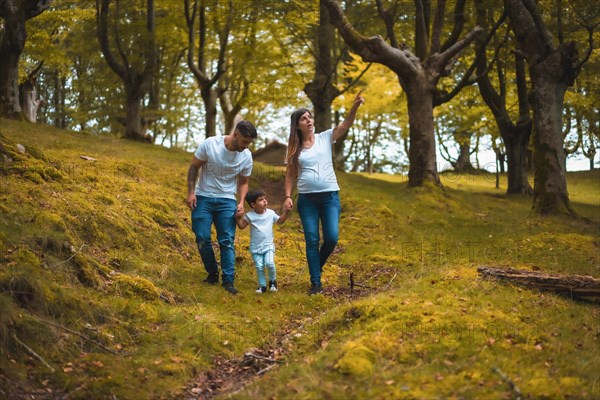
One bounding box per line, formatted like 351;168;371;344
333;90;364;142
284;165;295;210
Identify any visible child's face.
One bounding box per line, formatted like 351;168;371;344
252;196;268;212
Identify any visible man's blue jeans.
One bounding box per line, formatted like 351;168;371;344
297;191;340;285
191;195;237;283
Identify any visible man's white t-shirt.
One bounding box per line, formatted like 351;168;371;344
194;136;253;200
297;129;340;194
243;209;280;253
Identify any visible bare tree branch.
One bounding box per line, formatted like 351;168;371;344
430;0;446;54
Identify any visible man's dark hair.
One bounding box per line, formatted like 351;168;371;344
245;190;266;207
236;120;258;138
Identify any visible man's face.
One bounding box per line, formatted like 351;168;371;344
232;130;254;152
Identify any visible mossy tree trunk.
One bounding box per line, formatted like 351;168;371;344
324;0;483;188
503;125;532;194
406;76;440;186
529;69;572;214
0;0;52;119
504;0;592;215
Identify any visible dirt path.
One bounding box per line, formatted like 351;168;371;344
182;285;374;399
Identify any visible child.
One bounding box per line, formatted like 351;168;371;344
236;190;291;293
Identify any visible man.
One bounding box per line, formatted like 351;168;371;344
186;121;257;294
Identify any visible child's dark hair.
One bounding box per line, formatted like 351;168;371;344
245;190;266;207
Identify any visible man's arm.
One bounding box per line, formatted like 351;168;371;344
236;175;250;216
186;157;206;209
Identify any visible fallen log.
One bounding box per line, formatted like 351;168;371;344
477;266;600;297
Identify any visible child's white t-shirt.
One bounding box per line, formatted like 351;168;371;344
297;129;340;194
243;209;280;253
194;136;253;200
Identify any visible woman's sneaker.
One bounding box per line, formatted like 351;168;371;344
256;286;267;293
269;280;277;292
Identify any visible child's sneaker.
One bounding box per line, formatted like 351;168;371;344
256;286;267;293
269;280;277;292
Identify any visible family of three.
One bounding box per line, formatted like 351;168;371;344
185;91;365;295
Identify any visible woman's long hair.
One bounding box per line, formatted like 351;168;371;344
285;108;311;178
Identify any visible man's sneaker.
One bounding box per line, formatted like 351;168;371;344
222;282;238;295
269;280;277;292
309;283;323;295
203;274;219;284
255;286;267;293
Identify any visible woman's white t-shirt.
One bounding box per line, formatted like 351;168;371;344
297;129;340;194
243;209;280;253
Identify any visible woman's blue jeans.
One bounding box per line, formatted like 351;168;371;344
191;195;237;283
297;191;340;285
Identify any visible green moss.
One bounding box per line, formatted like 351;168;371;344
334;340;376;377
112;274;161;301
72;253;108;288
1;120;598;399
0;273;54;312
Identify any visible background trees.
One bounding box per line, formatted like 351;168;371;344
2;0;598;214
0;0;52;118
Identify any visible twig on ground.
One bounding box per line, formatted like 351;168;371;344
244;352;281;363
384;273;398;290
30;316;119;354
492;366;522;399
12;334;55;372
349;272;373;289
257;363;277;375
49;244;86;268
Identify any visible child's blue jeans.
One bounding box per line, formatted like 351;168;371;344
252;249;276;287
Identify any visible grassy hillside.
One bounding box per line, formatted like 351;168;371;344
0;119;598;399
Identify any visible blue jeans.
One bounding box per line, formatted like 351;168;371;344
191;196;237;283
251;248;276;287
297;191;340;285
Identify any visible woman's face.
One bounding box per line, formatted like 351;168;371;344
297;111;314;136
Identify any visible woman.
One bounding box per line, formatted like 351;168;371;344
284;91;364;295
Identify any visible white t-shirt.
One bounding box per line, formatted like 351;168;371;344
194;136;253;200
297;129;340;193
243;209;280;253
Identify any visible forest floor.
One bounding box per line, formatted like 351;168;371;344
0;119;598;399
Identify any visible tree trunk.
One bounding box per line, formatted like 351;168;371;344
201;86;217;138
529;64;572;214
323;0;481;187
407;78;440;187
0;0;52;119
305;1;343;166
503;0;583;215
124;85;145;140
454;142;471;172
503;125;532;194
0;5;25;119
